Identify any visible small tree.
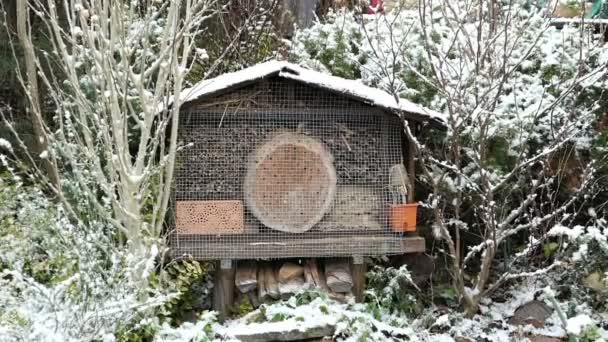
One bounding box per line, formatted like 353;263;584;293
3;0;219;264
384;1;606;315
292;1;607;315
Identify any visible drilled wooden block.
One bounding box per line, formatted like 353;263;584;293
176;200;244;235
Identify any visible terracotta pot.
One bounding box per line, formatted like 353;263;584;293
390;203;418;233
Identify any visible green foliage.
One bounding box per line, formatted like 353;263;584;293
364;265;421;318
234;295;255;317
486;137;518;174
0;176;75;284
246;305;267;323
543;242;560;258
290;11;363;80
568;324;602;342
270;312;287;322
116;323;158;342
435;286;459;306
294;289;327;306
153;259;213;323
187;0;284;83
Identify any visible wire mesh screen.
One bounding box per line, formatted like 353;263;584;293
170;78;420;260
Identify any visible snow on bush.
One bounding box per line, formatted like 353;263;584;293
0;177;172;341
292;6;606;152
291;1;607;315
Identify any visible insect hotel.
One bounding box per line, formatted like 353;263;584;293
171;61;445;316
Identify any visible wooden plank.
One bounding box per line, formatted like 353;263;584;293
257;264;267;300
264;264;280;299
172;235;425;260
235;260;257;293
305;259;329;291
213;260;235;321
407;120;416;203
351;260;367;303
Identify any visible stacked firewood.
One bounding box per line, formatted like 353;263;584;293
234;259;354;306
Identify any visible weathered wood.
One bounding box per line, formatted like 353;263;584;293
172;233;426;260
247;291;261;309
257;265;267;300
325;259;353;293
244;133;337;233
407;120;416;203
304;259;329;291
303;260;314;287
231;323;335;342
316;186;383;231
235;260;258;293
278;262;304;283
277;262;306;298
351;258;366;303
213;260;235;321
264;264;280;299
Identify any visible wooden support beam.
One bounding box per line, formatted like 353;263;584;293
235;260;258;293
172;234;426;260
407;120;416;203
351;256;366;303
213;259;235;321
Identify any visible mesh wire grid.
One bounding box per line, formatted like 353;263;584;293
170;78;418;260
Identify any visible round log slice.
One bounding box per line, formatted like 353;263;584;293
244;133;337;233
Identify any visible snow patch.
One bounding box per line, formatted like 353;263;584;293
566;314;594;335
0;138;13;152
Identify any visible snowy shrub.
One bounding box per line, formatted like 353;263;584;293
151;311;217;342
154;260;214;322
0;177;172;341
291;10;365;80
291;1;607;316
546;217;608;312
189;0;284;82
365;265;421;317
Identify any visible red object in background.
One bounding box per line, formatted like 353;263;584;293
367;0;384;14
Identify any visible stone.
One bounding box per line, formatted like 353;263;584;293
508;300;553;328
235;261;258;293
279;277;306;299
232;323;335;342
278;262;304;283
325;259;353;293
263;265;280;299
530;336;565;342
583;271;606;293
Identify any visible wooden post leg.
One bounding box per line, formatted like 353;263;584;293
213;259;235;321
351;256;366;303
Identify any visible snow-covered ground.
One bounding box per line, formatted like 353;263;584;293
156;277;607;341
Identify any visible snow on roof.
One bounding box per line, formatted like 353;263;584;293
180;60;446;127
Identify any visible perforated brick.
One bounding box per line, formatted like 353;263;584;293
176;200;244;235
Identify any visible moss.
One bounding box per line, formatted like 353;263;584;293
247;306;268;323
233;295;255;317
294;289;327;306
270;313;287;322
